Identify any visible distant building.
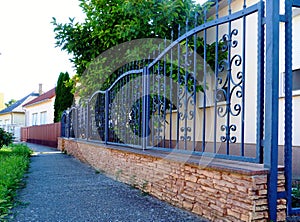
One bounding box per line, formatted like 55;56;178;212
0;93;4;111
23;87;56;126
0;92;39;140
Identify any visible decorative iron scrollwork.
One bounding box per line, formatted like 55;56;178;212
217;28;243;144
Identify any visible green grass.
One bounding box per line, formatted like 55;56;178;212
0;144;32;220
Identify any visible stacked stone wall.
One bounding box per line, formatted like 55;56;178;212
58;138;286;221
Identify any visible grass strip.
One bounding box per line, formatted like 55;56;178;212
0;144;32;220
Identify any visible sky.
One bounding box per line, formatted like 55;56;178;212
0;0;85;103
0;0;205;104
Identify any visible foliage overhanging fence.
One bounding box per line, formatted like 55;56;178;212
61;0;300;219
63;2;263;162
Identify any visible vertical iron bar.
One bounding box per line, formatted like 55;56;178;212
157;58;161;147
213;1;220;154
256;0;265;164
66;111;70;138
152;66;155;147
285;0;293;215
75;107;78;138
127;75;130;144
193;13;197;152
184;19;189;150
66;110;69;138
105;91;109;144
132;73;135;146
119;76;122;143
176;24;181;150
146;68;150;149
240;0;247;157
265;0;280;220
163;38;167;148
226;0;232;155
86;102;90;140
169;31;174;149
202;8;208;153
139;72;142;147
122;76;132;144
142;67;148;150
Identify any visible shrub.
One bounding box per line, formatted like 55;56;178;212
0;128;13;149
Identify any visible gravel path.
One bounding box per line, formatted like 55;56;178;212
10;143;209;222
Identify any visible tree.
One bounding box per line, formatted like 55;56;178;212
51;0;212;97
52;0;227;142
54;72;74;122
5;99;17;108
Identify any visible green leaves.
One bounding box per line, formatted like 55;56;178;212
4;99;17;108
0;128;13;149
51;0;219;99
52;0;203;77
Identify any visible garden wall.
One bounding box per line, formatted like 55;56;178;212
58;138;286;221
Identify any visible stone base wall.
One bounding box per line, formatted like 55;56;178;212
58;138;286;221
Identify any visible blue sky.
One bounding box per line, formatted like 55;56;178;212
0;0;205;103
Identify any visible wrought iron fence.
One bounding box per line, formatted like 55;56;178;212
62;0;265;163
61;0;300;218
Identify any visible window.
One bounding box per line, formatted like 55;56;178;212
40;111;47;125
292;69;300;91
32;113;38;126
280;69;300;96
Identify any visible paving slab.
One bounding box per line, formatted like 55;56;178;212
9;143;209;222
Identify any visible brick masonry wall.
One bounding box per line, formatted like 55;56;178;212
58;138;286;221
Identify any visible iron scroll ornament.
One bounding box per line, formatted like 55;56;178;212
217;29;243;144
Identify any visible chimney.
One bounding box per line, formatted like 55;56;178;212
39;84;43;95
0;93;4;111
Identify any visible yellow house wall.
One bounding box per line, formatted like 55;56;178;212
0;93;4;111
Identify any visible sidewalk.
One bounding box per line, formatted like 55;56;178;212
10;143;208;222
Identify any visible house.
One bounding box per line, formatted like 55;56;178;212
23;87;56;126
0;92;39;140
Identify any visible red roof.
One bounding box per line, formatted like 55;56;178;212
23;87;56;107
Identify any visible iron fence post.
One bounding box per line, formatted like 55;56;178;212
285;0;293;215
265;0;280;220
256;0;265;164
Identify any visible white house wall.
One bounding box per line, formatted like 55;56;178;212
0;113;11;125
163;0;300;148
25;98;55;126
208;0;300;146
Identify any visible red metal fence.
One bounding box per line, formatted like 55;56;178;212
21;122;61;148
